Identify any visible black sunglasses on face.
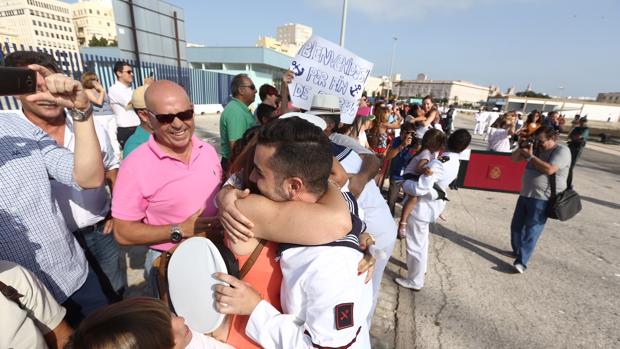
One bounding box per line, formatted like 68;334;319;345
148;109;194;124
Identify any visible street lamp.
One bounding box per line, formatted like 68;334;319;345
339;0;349;47
388;36;398;98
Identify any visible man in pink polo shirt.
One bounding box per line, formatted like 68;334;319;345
111;80;222;293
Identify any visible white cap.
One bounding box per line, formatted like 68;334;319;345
279;112;327;131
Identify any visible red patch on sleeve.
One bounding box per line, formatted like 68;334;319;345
335;303;354;330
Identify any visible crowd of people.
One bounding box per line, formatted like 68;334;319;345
0;50;586;348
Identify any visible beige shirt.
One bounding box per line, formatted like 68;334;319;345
0;261;67;349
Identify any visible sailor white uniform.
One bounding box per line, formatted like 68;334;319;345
474;111;487;135
245;206;373;349
401;152;461;289
484;111;500;139
330;142;397;322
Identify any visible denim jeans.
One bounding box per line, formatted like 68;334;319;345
62;267;111;327
510;196;549;268
75;222;126;295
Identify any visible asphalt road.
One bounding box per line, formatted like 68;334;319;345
406;115;620;348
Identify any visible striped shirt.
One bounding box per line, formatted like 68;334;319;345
0;112;88;303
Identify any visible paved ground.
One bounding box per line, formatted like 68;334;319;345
125;113;620;348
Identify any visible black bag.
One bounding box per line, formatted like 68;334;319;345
547;173;582;221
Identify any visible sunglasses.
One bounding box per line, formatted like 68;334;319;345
124;70;133;75
240;84;256;90
148;109;194;124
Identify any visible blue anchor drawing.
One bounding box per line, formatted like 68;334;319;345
291;61;305;76
350;84;362;97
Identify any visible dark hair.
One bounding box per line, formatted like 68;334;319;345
256;103;277;125
4;51;59;73
66;297;175;349
533;125;558;140
259;84;278;101
400;122;416;134
257;117;332;196
231;74;250;97
113;61;131;77
423;95;433;102
526;110;542;124
447;129;472;153
420;128;446;153
317;113;340;132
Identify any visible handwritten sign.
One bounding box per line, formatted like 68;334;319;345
288;36;373;124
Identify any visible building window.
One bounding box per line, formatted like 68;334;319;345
34;30;38;35
33;20;37;25
89;9;92;14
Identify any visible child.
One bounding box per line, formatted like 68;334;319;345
397;129;446;237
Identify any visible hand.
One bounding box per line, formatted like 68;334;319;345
282;70;294;84
179;208;205;238
25;64;91;111
93;80;104;93
519;144;533;159
217;187;254;242
423;167;434;176
102;218;114;235
347;175;367;199
357;233;376;283
194;216;221;234
214;273;262;315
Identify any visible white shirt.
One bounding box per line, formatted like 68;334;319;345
404;151;462;223
415;125;429;139
487;111;500;126
50;116;120;231
487;128;511;152
108;81;140;127
246;246;372;348
1;261;66;349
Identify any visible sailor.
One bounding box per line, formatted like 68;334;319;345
474;107;487;135
309;95;397;323
395;129;472;291
214;117;373;349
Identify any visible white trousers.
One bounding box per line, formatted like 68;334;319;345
94;114;121;158
404;217;430;289
474;121;485;134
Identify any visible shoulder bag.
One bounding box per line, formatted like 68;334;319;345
547;172;582;221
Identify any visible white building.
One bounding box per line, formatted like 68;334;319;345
276;23;312;53
71;0;117;47
0;0;79;52
394;75;491;105
488;95;620;122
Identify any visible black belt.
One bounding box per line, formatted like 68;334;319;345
73;219;107;234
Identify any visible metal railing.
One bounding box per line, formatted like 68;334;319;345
1;43;233;110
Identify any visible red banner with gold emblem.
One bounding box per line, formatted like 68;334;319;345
460;150;527;194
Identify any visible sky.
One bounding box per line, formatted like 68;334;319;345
170;0;617;97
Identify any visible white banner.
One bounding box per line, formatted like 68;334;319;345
288;36;373;124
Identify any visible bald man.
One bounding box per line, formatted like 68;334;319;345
111;80;223;293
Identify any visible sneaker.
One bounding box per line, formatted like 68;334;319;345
394;277;422;291
514;263;525;274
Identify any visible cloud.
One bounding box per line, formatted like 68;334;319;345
306;0;531;21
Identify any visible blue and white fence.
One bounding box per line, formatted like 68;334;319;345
1;43;233;110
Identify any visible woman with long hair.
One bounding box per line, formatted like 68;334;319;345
81;71;121;157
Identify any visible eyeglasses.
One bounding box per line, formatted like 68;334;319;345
240;84;256;91
147;109;194;124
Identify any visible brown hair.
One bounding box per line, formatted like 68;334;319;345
420;128;446;153
66;297;175;349
80;72;98;89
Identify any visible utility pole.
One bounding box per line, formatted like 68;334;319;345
339;0;349;47
388;36;398;98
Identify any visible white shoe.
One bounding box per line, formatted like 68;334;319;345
514;263;525;274
394;277;422;291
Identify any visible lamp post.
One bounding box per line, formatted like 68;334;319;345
388;36;398;98
339;0;349;47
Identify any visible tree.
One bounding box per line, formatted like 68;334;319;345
516;90;551;99
88;36;110;47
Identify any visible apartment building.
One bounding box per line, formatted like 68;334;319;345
0;0;78;52
71;0;117;47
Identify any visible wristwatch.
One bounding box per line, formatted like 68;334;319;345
170;225;183;243
69;104;93;122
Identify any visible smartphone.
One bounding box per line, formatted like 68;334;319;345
0;67;37;96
